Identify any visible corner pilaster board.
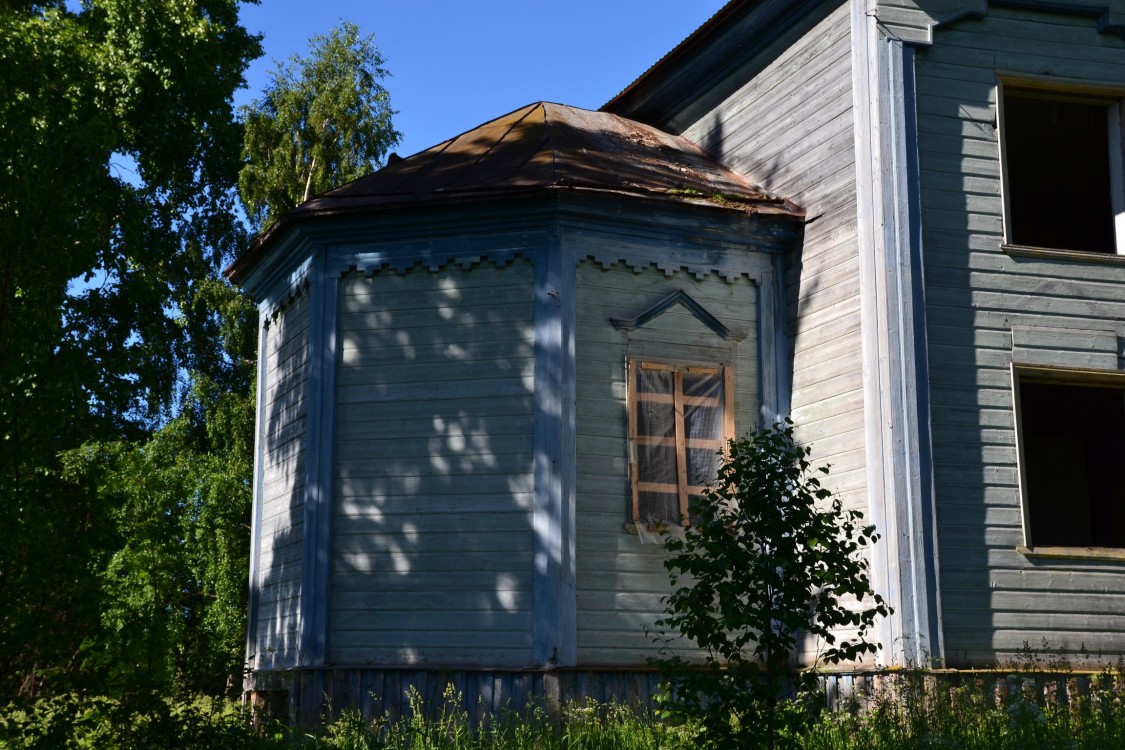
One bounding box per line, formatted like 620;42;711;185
244;316;270;674
853;3;944;666
531;235;578;667
298;247;339;666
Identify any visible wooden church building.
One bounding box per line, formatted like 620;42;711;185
227;0;1125;717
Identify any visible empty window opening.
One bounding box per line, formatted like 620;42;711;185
628;360;734;525
1017;378;1125;548
1002;88;1124;254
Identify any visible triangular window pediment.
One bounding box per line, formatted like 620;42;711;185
609;289;746;341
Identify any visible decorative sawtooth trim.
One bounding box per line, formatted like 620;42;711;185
263;277;311;325
579;252;766;284
329;246;530;278
259;252;316;321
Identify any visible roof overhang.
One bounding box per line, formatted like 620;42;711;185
225;102;804;285
602;0;839;132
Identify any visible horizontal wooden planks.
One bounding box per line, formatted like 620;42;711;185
328;259;536;667
679;1;866;505
916;6;1125;666
256;292;312;669
572;260;757;665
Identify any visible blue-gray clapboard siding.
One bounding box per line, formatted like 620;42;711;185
916;6;1125;665
255;291;311;670
329;259;537;667
678;1;869;513
573;261;757;665
874;0;1125;46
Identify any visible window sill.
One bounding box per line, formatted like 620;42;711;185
1002;244;1125;265
1016;545;1125;561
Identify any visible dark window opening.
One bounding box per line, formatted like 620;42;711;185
1004;91;1117;254
1019;379;1125;547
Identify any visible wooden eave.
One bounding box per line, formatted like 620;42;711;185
602;0;835;130
225;102;803;285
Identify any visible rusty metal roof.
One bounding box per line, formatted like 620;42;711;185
228;101;802;282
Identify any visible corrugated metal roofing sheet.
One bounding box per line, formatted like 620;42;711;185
228;101;802;282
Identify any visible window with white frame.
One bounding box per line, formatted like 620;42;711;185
1015;371;1125;549
1000;83;1125;254
627;360;734;525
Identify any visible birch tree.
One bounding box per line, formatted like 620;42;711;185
238;21;401;229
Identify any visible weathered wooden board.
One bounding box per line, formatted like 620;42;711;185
675;1;866;509
254;292;311;670
328;260;536;667
572;260;758;665
916;4;1125;666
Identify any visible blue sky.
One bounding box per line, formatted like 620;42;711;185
236;1;730;159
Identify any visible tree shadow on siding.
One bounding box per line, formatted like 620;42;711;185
328;257;538;667
915;67;1019;668
250;290;313;673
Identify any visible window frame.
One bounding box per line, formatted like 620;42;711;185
1012;364;1125;557
626;359;735;526
997;76;1125;256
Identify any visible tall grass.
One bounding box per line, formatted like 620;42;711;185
802;665;1125;750
3;666;1125;749
302;685;675;750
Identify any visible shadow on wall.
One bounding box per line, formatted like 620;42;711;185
326;256;537;667
253;289;314;671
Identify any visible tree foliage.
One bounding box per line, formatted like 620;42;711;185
238;21;401;229
650;421;891;749
0;0;260;700
63;279;258;702
2;2;402;706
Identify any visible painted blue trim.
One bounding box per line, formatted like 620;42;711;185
531;228;577;667
582;245;772;284
244;313;270;674
299;246;338;666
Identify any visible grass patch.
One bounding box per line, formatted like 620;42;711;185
3;667;1125;749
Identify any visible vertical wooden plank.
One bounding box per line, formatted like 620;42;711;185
532;232;578;667
383;670;401;725
360;670;377;724
299;247;338;666
244;314;269;677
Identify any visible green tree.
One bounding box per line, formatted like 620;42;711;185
238;21;401;229
650;421;891;749
57;19;401;704
0;0;260;700
63;279;258;702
